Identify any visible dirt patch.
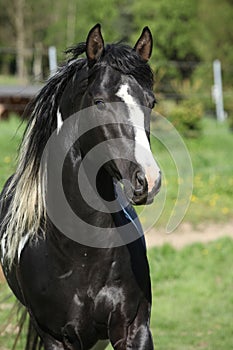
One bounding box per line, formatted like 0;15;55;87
145;220;233;249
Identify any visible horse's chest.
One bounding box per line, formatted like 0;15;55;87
18;242;146;342
66;260;141;339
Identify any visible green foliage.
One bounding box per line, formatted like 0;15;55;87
166;99;203;138
131;0;199;62
224;92;233;131
44;0;121;51
187;63;215;115
197;0;233;86
131;0;201;94
130;0;233;106
1;0;232;115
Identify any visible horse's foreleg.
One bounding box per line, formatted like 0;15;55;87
43;337;65;350
109;325;153;350
108;303;154;350
126;324;154;350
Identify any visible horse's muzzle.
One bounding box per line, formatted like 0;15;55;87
126;170;161;205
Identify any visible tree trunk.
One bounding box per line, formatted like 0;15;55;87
66;1;76;46
33;42;43;82
15;0;26;81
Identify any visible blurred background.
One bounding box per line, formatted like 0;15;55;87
0;0;233;349
0;0;233;116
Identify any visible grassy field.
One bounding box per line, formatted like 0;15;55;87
137;116;233;231
149;237;233;350
0;116;25;190
0;75;26;86
1;237;233;350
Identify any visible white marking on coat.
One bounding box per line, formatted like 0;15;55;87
1;231;7;264
58;270;73;279
116;84;160;192
73;294;84;307
57;108;63;134
17;233;30;261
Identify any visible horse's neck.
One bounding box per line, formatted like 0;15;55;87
61;150;116;225
46;143;121;253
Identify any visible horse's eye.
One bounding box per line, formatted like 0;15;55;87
94;100;106;110
144;91;156;110
150;99;156;109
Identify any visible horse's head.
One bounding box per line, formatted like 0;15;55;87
60;25;161;205
77;24;161;205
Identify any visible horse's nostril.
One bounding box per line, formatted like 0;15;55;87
136;171;146;186
134;171;147;195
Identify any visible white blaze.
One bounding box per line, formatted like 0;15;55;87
57;108;63;134
116;84;160;192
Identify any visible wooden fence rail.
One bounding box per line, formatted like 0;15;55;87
0;85;42;119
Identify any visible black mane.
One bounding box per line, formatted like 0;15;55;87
102;44;153;89
67;41;154;90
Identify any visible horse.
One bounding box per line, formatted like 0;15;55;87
0;24;161;350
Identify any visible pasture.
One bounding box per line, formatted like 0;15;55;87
0;115;233;349
0;116;25;190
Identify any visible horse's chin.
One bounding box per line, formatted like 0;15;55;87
132;195;153;205
124;188;155;206
124;182;161;206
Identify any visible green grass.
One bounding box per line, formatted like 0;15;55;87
1;238;233;349
0;284;26;350
137;117;233;230
0;75;25;86
184;118;233;222
0;116;26;190
149;237;233;350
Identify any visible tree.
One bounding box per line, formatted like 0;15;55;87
130;0;201;94
197;0;233;86
133;2;198;60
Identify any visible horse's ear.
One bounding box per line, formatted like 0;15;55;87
134;27;153;62
86;24;104;65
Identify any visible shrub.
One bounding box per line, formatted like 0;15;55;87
167;99;203;138
224;92;233;131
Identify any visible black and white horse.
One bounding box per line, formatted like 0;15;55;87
0;24;161;350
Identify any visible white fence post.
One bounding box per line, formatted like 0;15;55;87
48;46;57;77
212;59;225;122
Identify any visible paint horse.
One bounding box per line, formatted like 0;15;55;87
0;25;161;350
